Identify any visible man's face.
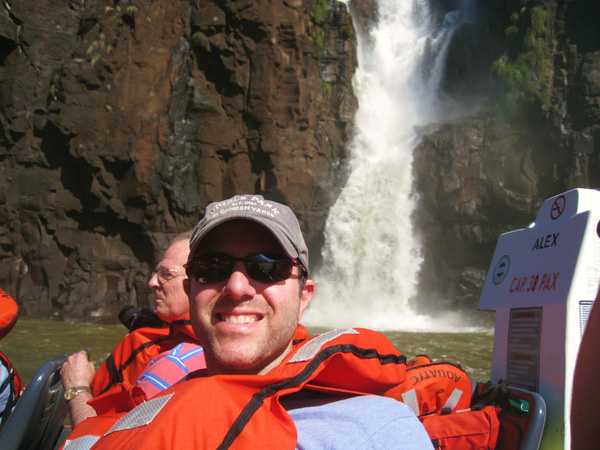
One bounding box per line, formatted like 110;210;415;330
185;220;314;375
149;239;190;322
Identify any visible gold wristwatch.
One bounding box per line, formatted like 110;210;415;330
64;386;91;401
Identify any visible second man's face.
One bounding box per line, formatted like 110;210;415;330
149;239;190;322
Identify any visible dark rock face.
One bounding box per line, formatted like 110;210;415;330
0;0;357;321
411;0;600;318
1;0;598;325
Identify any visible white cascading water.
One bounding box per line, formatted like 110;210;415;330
302;0;476;331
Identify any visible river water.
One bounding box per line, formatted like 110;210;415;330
0;320;493;386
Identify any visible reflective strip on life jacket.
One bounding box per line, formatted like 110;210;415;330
289;328;358;362
63;395;175;450
106;393;174;435
63;436;100;450
441;388;464;412
401;389;419;415
402;387;464;416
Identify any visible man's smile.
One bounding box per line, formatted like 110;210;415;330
218;313;263;324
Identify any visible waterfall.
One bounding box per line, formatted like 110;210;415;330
302;0;477;332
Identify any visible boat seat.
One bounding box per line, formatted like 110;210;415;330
0;349;89;450
495;386;546;450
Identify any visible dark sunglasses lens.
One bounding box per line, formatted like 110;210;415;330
187;254;296;283
188;257;233;283
245;254;294;282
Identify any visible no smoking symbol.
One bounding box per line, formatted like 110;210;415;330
550;195;566;220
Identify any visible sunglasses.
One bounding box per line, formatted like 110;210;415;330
185;253;304;284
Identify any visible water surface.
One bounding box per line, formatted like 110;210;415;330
0;320;126;384
0;320;492;385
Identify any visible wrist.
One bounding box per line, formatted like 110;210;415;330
64;385;91;401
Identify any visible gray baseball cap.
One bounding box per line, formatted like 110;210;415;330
189;194;309;275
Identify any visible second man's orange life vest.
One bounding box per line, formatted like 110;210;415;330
90;317;198;396
62;328;408;450
91;320;308;397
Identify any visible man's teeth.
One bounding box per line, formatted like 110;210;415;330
221;314;258;324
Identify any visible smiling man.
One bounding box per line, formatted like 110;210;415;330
62;195;433;450
184;199;314;376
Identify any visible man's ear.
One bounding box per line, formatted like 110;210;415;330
183;277;190;296
298;279;315;319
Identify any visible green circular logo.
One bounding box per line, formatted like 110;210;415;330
493;255;510;285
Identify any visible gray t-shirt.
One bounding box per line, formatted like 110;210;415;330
284;393;434;449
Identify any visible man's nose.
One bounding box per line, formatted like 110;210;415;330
148;272;159;289
221;262;256;300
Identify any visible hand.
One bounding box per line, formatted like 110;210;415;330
60;350;96;390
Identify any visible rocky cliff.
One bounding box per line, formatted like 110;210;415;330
0;0;598;324
0;0;356;320
410;0;600;319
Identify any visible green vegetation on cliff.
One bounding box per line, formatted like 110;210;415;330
312;0;327;25
310;0;327;48
491;4;554;108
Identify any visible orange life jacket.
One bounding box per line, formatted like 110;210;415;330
421;405;501;450
387;355;500;450
386;355;472;415
0;288;23;426
0;289;18;340
90;317;198;396
61;328;407;450
91;320;308;397
0;350;23;426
